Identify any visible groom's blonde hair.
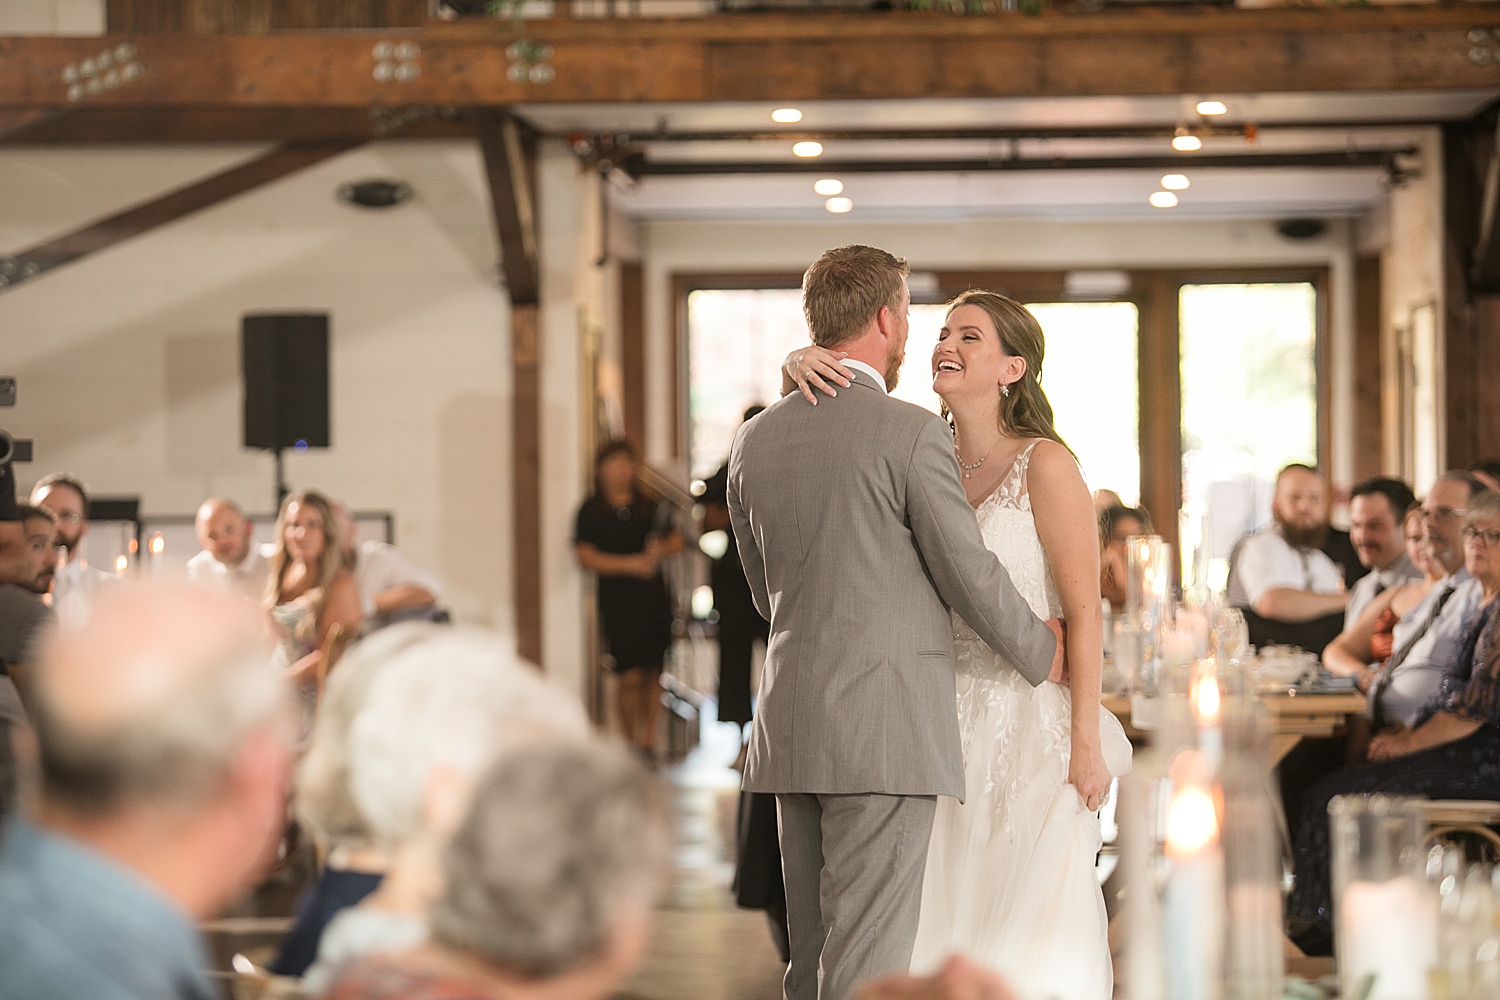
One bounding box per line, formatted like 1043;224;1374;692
802;245;909;348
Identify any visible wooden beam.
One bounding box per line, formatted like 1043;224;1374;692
1442;113;1500;470
4;8;1500;108
477;111;544;668
0;106;472;144
620;261;646;454
106;0;426;33
1353;255;1383;482
1136;271;1182;563
0;139;359;294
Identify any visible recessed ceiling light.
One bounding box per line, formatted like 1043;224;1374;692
1196;101;1228;116
825;196;853;214
772;108;803;124
1149;191;1179;208
1172;132;1203;152
1161;173;1190;190
793;141;824;158
813;178;844;196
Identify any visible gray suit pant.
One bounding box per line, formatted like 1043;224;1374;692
776;792;937;1000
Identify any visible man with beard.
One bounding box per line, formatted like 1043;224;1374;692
0;504;60;816
186;498;270;602
30;473;116;630
1228;464;1349;653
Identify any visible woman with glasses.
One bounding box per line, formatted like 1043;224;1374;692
1287;489;1500;954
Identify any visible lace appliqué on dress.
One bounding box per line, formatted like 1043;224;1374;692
947;441;1072;833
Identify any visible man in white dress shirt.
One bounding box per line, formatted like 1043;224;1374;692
1345;476;1420;626
185;498;270;603
1228;463;1348;653
30;473;117;631
331;501;444;624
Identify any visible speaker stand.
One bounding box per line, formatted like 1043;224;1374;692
272;447;289;512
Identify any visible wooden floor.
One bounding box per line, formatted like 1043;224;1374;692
616;724;788;1000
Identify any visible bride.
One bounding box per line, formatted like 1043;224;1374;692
784;289;1131;1000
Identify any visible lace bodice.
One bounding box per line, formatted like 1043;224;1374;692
954;440;1063;641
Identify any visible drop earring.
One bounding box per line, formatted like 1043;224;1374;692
1001;383;1011;398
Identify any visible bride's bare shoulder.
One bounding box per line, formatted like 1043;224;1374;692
1024;440;1089;495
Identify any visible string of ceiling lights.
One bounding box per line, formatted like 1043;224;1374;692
767;99;1237;214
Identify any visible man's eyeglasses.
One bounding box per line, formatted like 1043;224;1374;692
47;511;84;524
1462;527;1500;547
1421;507;1468;522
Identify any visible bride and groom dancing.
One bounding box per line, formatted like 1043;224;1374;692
725;245;1133;1000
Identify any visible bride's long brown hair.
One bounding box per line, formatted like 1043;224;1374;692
940;289;1072;454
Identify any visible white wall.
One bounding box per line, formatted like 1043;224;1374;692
641;214;1360;486
2;140;518;634
1377;129;1447;489
0;0;103;34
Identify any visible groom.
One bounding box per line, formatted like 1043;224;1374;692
726;245;1064;1000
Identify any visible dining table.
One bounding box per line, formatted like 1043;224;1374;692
1102;690;1370;767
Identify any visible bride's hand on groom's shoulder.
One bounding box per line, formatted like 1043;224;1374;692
783;345;853;405
853;956;1017;1000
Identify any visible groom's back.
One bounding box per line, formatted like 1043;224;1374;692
728;374;966;798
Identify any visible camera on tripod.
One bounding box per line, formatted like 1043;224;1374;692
0;377;33;522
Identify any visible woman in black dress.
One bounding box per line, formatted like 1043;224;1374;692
574;440;682;760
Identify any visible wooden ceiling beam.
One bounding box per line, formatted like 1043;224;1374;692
0;106;473;144
2;8;1499;108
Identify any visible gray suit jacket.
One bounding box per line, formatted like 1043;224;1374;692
727;369;1057;800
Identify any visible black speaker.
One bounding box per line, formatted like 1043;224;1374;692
242;313;331;451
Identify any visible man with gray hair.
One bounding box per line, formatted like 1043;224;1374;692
0;585;294;1000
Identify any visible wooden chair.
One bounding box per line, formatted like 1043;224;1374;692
1421;799;1500;862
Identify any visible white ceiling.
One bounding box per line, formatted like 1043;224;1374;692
610;165;1389;220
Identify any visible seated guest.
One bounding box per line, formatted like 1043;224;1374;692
333;501;444;626
1227;463;1348;652
1098;504;1153;611
272;625;435;978
0;585;294;1000
1287;489;1500;955
1360;472;1491;733
1344;477;1420;624
267;491;362;722
1323;506;1441;693
0;504;58;815
29;473;116;630
302;626;589;994
186;497;270;601
322;736;670;1000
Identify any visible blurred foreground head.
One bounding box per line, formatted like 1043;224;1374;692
29;584;293;917
325;736;671;1000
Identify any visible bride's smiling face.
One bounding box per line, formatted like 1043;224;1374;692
932;304;1027;405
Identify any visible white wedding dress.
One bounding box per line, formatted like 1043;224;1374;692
910;441;1133;1000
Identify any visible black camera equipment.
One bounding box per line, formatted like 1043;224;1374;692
0;377;33;523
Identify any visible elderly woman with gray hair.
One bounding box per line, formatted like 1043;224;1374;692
299;625;590;994
322;736;671;1000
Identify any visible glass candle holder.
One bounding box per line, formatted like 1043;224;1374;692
1330;795;1437;1000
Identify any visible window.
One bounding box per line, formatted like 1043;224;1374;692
688;289;1139;504
1178;282;1319;577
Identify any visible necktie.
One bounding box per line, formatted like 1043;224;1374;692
1369;580;1458;728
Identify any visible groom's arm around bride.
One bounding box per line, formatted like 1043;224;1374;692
725;245;1060;1000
